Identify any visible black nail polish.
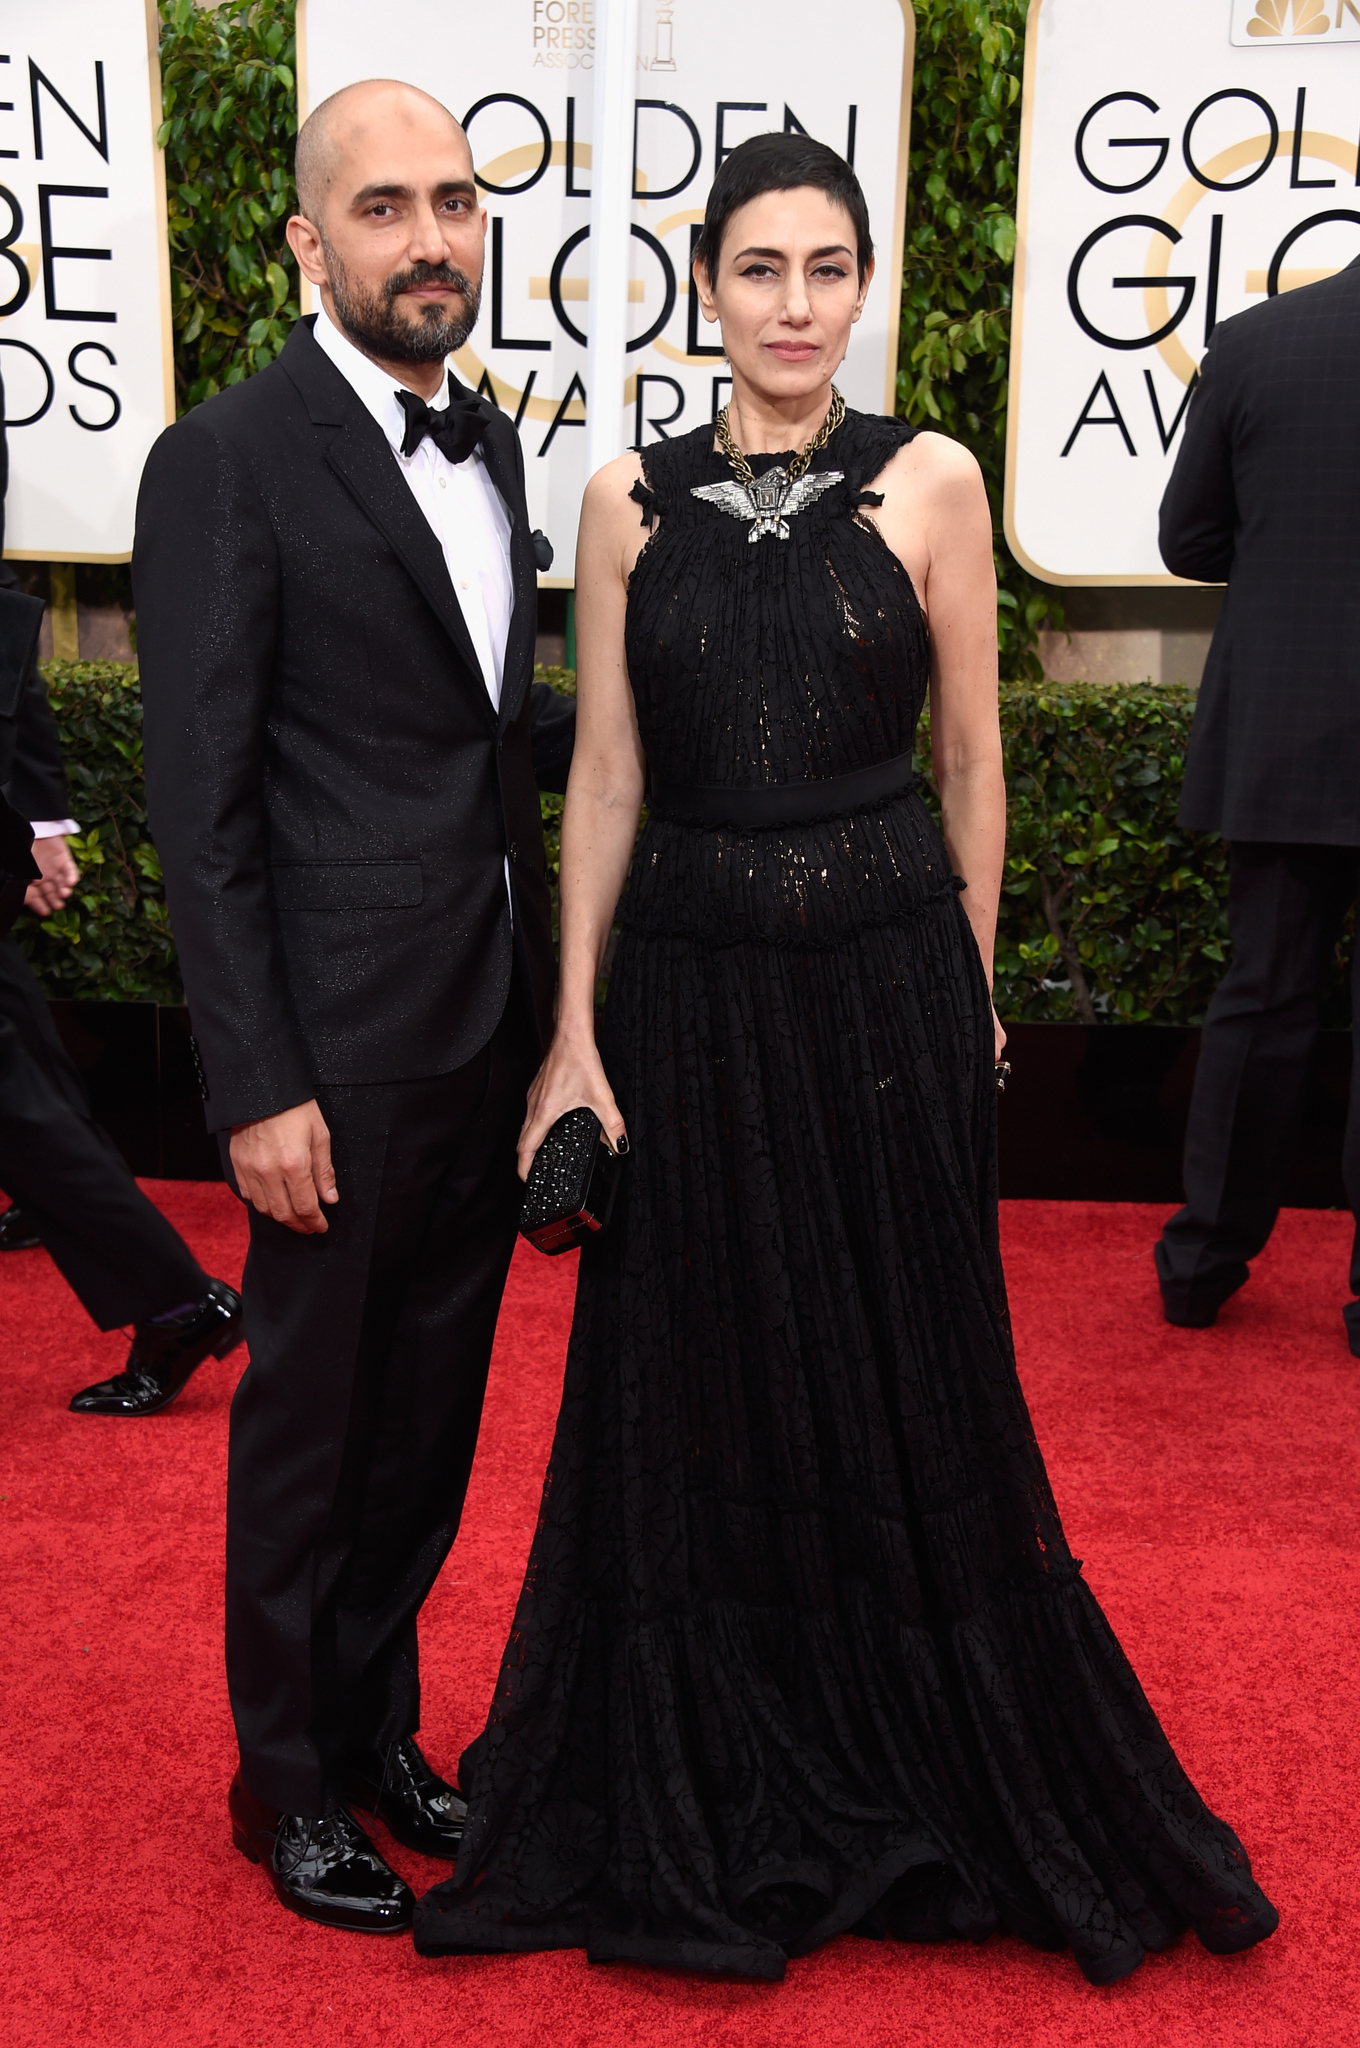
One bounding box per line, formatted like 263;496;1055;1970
615;1135;629;1156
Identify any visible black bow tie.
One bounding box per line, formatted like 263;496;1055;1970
394;386;490;466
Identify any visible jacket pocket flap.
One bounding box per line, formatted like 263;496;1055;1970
271;861;423;910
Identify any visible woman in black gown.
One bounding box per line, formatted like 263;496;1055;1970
414;134;1277;1985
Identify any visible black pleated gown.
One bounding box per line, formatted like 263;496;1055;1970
414;412;1278;1984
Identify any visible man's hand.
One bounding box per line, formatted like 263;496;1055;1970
24;835;79;916
229;1099;339;1234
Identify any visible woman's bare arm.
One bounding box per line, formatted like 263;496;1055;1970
517;454;649;1176
870;434;1007;1053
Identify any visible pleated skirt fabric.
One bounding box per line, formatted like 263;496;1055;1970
414;799;1278;1983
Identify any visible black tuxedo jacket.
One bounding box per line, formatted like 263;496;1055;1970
135;317;573;1132
1161;256;1360;843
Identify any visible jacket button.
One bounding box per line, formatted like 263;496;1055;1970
508;841;519;864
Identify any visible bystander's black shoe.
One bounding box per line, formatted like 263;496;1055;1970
68;1278;244;1416
1342;1300;1360;1359
229;1773;414;1933
0;1203;40;1251
1154;1241;1248;1328
337;1735;467;1859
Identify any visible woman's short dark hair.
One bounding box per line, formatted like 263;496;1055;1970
693;131;874;287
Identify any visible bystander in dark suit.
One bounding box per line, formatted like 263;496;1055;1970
1156;256;1360;1341
0;387;51;928
0;595;41;932
134;80;573;1933
0;407;243;1404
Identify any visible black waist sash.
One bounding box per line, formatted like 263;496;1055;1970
648;751;920;830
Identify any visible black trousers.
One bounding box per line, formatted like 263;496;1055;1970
0;938;207;1327
1159;842;1360;1312
224;991;536;1818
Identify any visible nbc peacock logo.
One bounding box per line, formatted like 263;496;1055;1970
1231;0;1360;38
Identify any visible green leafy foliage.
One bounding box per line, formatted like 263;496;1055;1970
24;666;1312;1028
14;666;182;1004
982;685;1228;1023
157;0;300;411
919;682;1340;1026
900;2;1061;677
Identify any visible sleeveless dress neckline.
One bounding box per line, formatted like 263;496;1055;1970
414;408;1278;1984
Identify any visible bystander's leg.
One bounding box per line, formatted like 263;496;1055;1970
0;938;244;1411
1340;850;1360;1356
0;1007;209;1328
1157;841;1354;1325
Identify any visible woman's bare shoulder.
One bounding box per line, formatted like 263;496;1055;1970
880;428;983;495
578;450;654;582
581;449;647;518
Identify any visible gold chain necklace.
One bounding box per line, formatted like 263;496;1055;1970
715;386;846;491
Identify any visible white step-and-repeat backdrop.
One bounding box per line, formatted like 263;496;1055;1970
1006;0;1360;585
0;0;912;574
0;0;173;563
26;1;1345;586
297;0;914;582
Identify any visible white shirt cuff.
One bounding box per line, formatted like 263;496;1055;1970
29;821;79;839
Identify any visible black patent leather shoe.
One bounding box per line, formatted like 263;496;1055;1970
0;1203;40;1251
68;1278;244;1416
337;1735;467;1860
229;1773;414;1933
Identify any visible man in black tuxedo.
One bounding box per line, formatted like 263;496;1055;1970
0;415;242;1403
1156;256;1360;1342
135;80;572;1933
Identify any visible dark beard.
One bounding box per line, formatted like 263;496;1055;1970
322;243;482;364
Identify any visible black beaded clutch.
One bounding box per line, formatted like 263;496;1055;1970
520;1107;622;1256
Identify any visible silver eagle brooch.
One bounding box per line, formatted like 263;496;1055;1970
690;467;844;542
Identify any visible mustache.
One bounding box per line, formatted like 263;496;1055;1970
385;263;477;304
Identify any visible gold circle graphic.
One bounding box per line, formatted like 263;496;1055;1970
1138;130;1359;385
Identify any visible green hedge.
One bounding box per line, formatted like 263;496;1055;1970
19;661;1287;1027
979;685;1227;1024
14;665;180;1003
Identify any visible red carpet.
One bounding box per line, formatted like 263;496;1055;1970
2;1188;1358;2047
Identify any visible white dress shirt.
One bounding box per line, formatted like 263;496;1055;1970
313;307;513;709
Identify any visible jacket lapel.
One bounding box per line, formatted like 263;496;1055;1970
281;321;493;722
472;398;538;731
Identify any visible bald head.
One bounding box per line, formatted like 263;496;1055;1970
295;79;468;226
285;77;486;396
